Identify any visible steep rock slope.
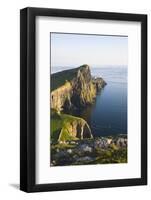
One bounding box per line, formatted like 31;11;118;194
51;64;106;142
51;64;106;112
51;111;93;142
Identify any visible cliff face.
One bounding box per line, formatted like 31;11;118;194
51;112;93;142
51;81;72;112
51;64;106;112
71;65;96;108
58;114;93;142
51;64;106;142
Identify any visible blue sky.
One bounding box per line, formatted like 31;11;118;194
51;33;128;67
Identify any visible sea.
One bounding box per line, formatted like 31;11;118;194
51;66;127;137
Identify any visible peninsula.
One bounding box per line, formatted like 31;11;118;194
50;64;127;166
51;64;106;142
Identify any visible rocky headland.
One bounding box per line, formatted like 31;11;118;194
51;64;106;113
50;64;127;166
51;64;106;142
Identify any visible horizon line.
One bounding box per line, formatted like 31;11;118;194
51;64;128;68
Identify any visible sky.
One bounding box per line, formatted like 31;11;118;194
50;33;128;67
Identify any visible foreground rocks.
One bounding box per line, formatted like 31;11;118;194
50;135;127;166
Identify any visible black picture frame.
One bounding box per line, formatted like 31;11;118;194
20;7;147;192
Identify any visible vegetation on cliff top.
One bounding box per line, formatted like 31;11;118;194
51;65;87;91
51;109;92;143
51;64;106;142
51;64;106;113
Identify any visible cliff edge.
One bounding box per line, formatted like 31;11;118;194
51;110;93;143
51;64;106;112
51;65;106;142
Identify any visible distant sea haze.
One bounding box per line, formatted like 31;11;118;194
51;65;127;137
51;65;127;74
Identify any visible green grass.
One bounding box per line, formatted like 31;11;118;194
51;67;79;91
90;148;127;164
51;112;62;142
59;127;77;141
52;143;76;149
51;110;86;143
51;65;90;91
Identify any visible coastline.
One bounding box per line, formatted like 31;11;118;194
50;65;127;166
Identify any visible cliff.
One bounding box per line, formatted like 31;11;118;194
51;111;93;143
51;64;106;142
51;64;106;112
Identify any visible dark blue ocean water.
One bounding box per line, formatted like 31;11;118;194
86;67;127;136
52;66;127;137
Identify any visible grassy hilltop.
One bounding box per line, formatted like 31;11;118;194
51;110;92;143
51;66;79;91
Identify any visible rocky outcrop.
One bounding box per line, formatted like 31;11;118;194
51;81;72;112
51;111;93;142
51;64;106;112
51;65;106;142
51;135;127;166
58;115;93;142
70;65;98;108
93;77;106;92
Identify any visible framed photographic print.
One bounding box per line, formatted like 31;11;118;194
20;7;147;192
